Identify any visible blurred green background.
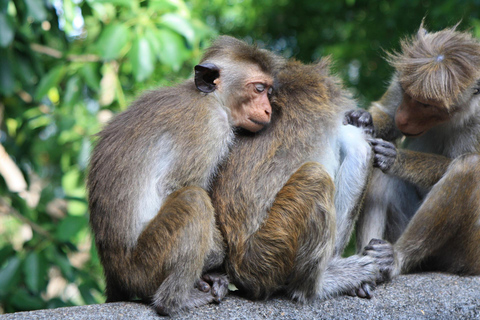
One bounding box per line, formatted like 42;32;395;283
0;0;479;313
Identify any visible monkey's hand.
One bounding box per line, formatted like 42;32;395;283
367;138;397;172
362;238;395;283
343;109;375;136
195;273;229;303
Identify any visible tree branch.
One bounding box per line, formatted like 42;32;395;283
30;43;101;62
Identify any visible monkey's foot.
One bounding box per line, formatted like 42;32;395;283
196;273;229;303
347;282;376;299
363;238;395;283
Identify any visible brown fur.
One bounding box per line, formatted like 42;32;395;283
387;22;480;109
87;36;278;315
211;58;382;302
356;24;480;277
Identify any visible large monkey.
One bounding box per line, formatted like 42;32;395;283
346;24;480;279
211;57;391;302
87;36;278;315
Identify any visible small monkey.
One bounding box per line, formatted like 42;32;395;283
211;57;391;302
346;23;480;279
87;36;278;315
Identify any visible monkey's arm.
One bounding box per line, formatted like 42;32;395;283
388;149;452;189
343;103;401;141
334;125;373;255
369;103;402;141
369;139;452;189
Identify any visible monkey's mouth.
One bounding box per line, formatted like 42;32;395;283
401;131;424;137
249;118;270;127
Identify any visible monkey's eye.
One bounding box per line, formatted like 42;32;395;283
267;87;273;96
254;83;266;93
418;101;432;108
474;88;480;95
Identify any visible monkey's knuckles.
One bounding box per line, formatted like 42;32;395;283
343;109;374;136
362;240;395;283
201;273;229;302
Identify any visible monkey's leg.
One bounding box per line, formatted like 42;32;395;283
356;170;420;250
227;162;336;302
132;186;226;315
390;154;480;276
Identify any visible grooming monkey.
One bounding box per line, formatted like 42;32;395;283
211;57;392;302
346;24;480;278
87;36;278;315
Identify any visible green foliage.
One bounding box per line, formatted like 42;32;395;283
1;0;479;314
193;0;480;106
0;0;214;313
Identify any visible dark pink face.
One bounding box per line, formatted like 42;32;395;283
395;92;451;137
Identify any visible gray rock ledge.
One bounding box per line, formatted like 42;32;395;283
1;273;479;319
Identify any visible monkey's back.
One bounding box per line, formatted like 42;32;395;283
88;80;234;252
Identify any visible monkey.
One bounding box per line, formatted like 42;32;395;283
87;36;279;315
345;23;480;279
210;56;394;303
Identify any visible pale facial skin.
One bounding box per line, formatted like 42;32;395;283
227;72;274;133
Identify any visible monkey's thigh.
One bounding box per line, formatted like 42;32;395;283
229;162;336;301
395;154;480;274
356;169;420;250
132;186;221;298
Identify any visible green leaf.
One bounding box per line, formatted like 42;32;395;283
0;245;15;266
0;256;21;298
79;283;97;305
129;36;155;82
96;23;130;61
148;0;178;12
34;65;65;101
55;215;87;242
0;48;14;96
23;252;47;294
63;76;82;106
0;13;14;47
24;0;48;22
156;29;186;72
80;63;101;91
160;13;195;45
10;288;46;311
91;0;132;8
144;28;161;57
52;250;74;281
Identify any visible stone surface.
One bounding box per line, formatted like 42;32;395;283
1;273;480;319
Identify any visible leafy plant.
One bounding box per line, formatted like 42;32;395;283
0;0;214;313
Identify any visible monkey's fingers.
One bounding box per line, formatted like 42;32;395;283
195;278;211;293
202;273;229;303
363;238;395;283
343;109;375;136
356;282;375;299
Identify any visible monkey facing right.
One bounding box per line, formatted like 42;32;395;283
346;23;480;279
211;57;393;303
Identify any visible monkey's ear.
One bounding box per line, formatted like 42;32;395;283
194;63;220;93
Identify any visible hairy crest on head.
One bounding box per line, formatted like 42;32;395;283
387;21;480;109
345;21;480;282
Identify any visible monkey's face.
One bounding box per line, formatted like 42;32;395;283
230;76;273;133
395;92;451;137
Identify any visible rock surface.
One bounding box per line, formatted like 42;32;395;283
1;273;480;319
